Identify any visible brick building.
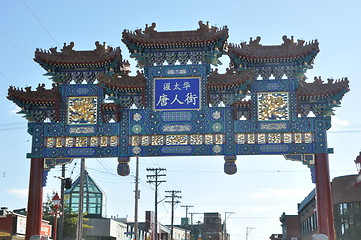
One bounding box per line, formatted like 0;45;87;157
281;174;361;240
0;208;51;240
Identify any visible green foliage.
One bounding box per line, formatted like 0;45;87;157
42;192;93;238
334;205;361;240
42;191;56;224
63;213;93;237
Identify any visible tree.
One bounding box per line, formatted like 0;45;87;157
334;204;361;240
42;193;93;239
42;191;56;224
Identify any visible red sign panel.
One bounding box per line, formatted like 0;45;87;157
40;223;52;236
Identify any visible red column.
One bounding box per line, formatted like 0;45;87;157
315;153;335;240
25;158;44;240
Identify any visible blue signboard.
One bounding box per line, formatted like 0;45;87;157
154;77;201;110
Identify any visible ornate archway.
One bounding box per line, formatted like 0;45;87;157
8;21;349;240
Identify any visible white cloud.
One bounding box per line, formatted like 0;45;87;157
235;191;248;197
9;105;21;115
7;188;28;198
331;116;350;129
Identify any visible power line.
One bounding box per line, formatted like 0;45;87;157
0;126;27;132
0;71;13;84
329;130;361;134
166;169;355;173
0;122;27;127
1;170;29;178
0;139;29;149
21;0;60;48
95;158;118;176
0;28;34;64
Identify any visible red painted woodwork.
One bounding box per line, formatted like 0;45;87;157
25;158;44;240
315;153;335;240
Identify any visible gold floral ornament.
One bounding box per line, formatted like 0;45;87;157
257;92;289;121
68;97;97;124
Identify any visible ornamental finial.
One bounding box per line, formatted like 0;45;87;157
144;22;156;34
61;42;74;52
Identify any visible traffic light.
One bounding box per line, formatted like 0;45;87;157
64;178;72;189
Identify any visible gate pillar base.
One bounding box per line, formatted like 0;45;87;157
315;153;335;240
25;158;44;240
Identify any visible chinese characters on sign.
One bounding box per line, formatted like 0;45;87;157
154;77;201;110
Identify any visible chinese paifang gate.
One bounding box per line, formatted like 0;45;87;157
7;21;349;240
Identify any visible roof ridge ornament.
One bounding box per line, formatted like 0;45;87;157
61;42;74;52
282;35;296;46
236;35;317;49
95;41;113;52
144;22;157;35
313;76;324;85
197;20;218;33
299;76;349;87
248;36;262;47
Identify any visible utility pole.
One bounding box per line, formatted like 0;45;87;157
189;213;202;240
180;205;193;240
146;168;166;240
246;227;255;240
134;157;140;240
76;158;85;240
165;190;182;240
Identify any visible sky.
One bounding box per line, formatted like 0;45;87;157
0;0;360;239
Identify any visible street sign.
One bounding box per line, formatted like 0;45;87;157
154;77;200;111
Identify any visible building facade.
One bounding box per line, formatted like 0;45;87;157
81;218;129;240
0;209;51;240
203;213;222;240
281;174;361;240
171;226;189;240
279;214;301;240
298;190;317;240
65;171;107;218
332;175;361;239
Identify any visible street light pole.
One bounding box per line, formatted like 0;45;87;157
189;213;202;240
59;165;65;240
181;205;193;240
245;227;255;240
197;221;202;240
223;212;234;240
52;193;62;240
